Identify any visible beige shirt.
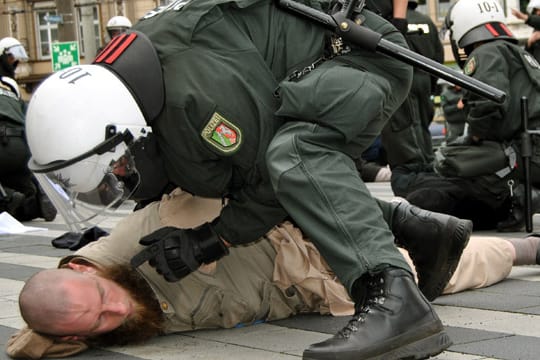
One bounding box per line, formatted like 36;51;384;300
61;189;342;332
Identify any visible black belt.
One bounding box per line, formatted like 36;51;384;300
0;126;24;144
0;126;24;137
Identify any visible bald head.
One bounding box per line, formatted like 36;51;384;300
19;268;84;335
19;264;164;344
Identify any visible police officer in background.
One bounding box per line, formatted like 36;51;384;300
512;0;540;62
22;0;474;358
405;0;540;231
382;0;445;196
0;37;56;222
105;16;132;41
96;16;133;54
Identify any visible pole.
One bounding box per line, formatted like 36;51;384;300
521;97;533;232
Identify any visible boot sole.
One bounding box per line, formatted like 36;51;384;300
420;218;472;301
303;328;452;360
369;330;452;360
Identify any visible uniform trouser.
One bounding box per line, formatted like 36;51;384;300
382;74;434;167
267;10;413;294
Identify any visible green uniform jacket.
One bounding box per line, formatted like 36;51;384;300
406;8;443;95
0;78;28;174
526;14;540;30
0;80;25;125
133;0;340;245
463;40;540;141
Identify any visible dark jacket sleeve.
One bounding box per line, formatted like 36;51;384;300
527;14;540;30
463;45;510;141
213;178;288;245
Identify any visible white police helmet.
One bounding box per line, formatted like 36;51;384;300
527;0;540;13
106;16;132;38
0;37;28;62
26;64;151;231
446;0;515;66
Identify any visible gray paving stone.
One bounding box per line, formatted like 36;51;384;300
434;281;540;313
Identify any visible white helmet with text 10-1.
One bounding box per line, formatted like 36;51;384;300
445;0;515;67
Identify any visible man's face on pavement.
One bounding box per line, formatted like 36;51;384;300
55;271;135;337
21;263;164;346
62;263;165;346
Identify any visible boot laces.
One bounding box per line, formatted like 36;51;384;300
338;275;386;339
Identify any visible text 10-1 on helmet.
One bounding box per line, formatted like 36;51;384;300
445;0;516;67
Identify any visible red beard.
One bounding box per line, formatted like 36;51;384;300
87;264;165;347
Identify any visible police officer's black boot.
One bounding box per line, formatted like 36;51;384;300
303;267;452;360
391;201;472;301
497;185;540;232
35;183;57;222
0;184;25;217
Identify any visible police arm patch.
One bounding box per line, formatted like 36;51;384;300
201;112;242;153
464;56;477;76
524;52;540;69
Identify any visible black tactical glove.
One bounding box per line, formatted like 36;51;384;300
130;223;229;282
390;17;408;35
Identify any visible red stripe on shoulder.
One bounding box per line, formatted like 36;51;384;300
94;33;138;65
94;34;125;63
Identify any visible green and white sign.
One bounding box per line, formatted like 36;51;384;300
51;41;80;71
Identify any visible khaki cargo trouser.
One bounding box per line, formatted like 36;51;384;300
142;189;515;318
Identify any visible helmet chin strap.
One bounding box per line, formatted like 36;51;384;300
0;55;15;78
128;133;169;202
93;30;164;125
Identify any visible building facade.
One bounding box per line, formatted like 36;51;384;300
0;0;165;98
0;0;534;99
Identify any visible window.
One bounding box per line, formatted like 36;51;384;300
35;10;59;59
34;5;99;60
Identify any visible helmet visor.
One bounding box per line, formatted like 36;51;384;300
7;44;28;62
32;148;140;232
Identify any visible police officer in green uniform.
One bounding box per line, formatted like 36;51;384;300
404;0;444;146
381;0;444;196
0;38;56;222
0;76;28;215
450;0;540;232
406;0;540;231
23;0;473;358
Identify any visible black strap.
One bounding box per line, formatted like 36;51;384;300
0;126;24;137
0;125;24;145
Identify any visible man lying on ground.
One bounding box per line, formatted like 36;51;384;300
8;189;537;359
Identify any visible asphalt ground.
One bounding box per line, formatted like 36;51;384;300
0;182;539;359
